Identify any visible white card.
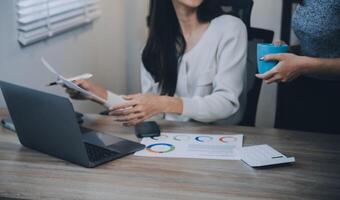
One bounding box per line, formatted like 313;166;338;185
237;144;295;167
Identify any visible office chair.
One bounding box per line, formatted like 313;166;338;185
220;0;274;43
220;0;275;126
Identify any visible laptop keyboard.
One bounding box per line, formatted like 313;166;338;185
84;143;119;163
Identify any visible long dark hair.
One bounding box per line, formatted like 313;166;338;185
142;0;224;96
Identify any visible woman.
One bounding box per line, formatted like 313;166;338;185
256;0;340;133
69;0;247;126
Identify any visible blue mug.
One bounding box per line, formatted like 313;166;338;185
257;43;289;74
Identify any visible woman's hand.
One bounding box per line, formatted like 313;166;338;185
273;40;286;46
108;93;167;126
255;53;310;84
65;80;108;104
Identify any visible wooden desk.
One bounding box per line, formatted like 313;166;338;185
1;108;340;200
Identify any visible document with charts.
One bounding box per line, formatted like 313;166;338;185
134;132;243;160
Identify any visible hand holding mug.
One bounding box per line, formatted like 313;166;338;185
255;41;308;83
256;53;309;84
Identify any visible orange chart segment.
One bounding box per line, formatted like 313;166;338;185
219;136;237;143
146;143;175;153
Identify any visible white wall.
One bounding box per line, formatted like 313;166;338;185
0;0;148;113
251;0;283;127
252;0;283;41
124;0;148;93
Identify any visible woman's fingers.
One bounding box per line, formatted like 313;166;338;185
110;101;137;113
64;81;86;97
273;40;287;46
109;109;128;116
122;96;133;101
73;79;85;86
263;53;285;62
109;106;138;116
73;80;93;92
265;74;282;84
256;69;276;81
65;88;84;99
122;93;141;100
110;93;160;126
255;74;264;79
65;88;74;94
115;112;144;122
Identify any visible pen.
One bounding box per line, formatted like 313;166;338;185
47;81;62;86
47;73;93;86
1;119;16;132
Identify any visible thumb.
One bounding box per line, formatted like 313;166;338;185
263;53;285;62
124;93;141;100
73;79;84;86
122;96;133;100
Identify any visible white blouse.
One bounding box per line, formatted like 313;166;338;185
107;15;247;124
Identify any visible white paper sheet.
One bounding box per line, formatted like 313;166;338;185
134;132;243;160
41;57;106;103
41;57;125;108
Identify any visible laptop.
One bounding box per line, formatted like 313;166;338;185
0;81;145;168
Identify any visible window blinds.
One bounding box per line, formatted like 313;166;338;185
17;0;101;46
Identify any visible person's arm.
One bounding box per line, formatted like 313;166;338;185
108;64;174;125
110;93;182;126
139;63;183;115
305;57;340;79
110;19;247;125
104;61;157;109
256;54;340;83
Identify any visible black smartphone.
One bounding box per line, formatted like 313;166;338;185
134;121;161;138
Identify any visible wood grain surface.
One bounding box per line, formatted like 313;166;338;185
0;108;339;200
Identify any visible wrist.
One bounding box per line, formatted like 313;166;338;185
88;87;108;105
157;96;168;113
102;89;108;101
90;85;108;101
299;56;320;75
159;96;183;114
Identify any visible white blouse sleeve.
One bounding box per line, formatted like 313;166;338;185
105;63;156;108
140;63;165;120
140;63;159;93
104;91;125;109
181;22;247;123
